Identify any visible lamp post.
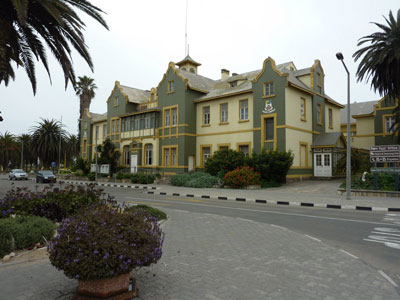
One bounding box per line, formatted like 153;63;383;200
336;52;351;200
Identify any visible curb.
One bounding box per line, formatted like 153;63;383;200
145;190;400;212
61;180;158;190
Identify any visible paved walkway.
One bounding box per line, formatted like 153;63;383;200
62;179;400;211
0;209;398;299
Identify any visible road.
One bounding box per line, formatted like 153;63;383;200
2;176;400;294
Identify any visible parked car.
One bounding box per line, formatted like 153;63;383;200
36;170;57;183
9;169;28;180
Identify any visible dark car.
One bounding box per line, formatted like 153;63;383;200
36;170;56;183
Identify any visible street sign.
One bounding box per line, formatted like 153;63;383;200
370;145;400;162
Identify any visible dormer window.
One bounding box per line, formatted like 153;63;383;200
113;97;119;106
190;68;195;73
230;81;237;88
182;67;187;71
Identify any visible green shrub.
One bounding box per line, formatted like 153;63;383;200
0;218;14;257
75;170;84;177
87;172;96;181
116;172;131;180
48;204;164;281
171;172;219;188
246;150;293;183
0;216;56;257
73;157;90;175
124;205;167;221
334;149;370;176
131;173;155;184
261;180;282;188
344;172;398;191
224;166;261;189
205;150;245;178
155;173;161;179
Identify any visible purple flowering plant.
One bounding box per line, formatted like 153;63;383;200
48;203;164;281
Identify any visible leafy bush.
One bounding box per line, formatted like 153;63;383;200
246;150;293;183
124;205;167;221
87;172;96;181
131;173;155;184
343;172;398;191
334;149;370;175
117;173;131;180
171;172;219;188
223;166;261;189
73;157;90;175
48;204;164;281
205;150;245;178
0;185;104;222
155;173;161;179
75;170;84;177
0;216;56;257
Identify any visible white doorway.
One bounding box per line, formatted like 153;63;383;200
130;154;138;174
188;156;194;172
314;153;331;177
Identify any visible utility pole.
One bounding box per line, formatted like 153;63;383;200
20;140;23;169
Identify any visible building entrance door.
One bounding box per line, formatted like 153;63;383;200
314;153;332;177
130;154;138;174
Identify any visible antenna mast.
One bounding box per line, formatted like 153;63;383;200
185;0;188;56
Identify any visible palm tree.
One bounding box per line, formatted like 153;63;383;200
76;76;97;137
0;0;108;94
353;9;400;137
30;119;67;168
65;134;80;168
0;131;18;170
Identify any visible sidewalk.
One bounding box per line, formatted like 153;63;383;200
0;208;398;300
63;179;400;211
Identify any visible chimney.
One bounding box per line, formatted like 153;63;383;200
221;69;230;81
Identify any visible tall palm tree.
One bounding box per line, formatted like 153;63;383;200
30;119;67;168
65;134;80;168
0;131;18;170
76;76;97;137
0;0;108;94
353;9;400;137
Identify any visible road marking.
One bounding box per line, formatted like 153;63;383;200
125;200;169;207
371;231;400;237
304;235;321;242
364;214;400;250
340;249;359;259
166;197;205;203
237;218;255;223
378;270;398;287
364;239;400;250
124;196;399;227
270;224;287;230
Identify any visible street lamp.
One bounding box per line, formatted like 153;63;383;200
336;52;351;200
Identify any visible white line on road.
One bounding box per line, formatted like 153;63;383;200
270;224;287;230
237;218;255;223
378;270;399;287
340;249;359;259
124;197;399;227
304;235;321;242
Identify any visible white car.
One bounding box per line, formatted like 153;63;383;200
9;169;28;180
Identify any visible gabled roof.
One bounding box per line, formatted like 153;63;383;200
311;132;345;147
194;59;341;106
176;55;201;67
91;112;107;123
177;68;216;92
340;100;378;123
119;84;150;104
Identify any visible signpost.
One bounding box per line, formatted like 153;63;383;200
370;145;400;190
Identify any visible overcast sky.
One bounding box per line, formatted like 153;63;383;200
1;0;399;136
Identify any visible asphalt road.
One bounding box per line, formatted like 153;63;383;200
2;176;400;294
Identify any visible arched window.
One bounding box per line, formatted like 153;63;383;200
123;146;130;166
190;67;195;73
145;144;153;165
